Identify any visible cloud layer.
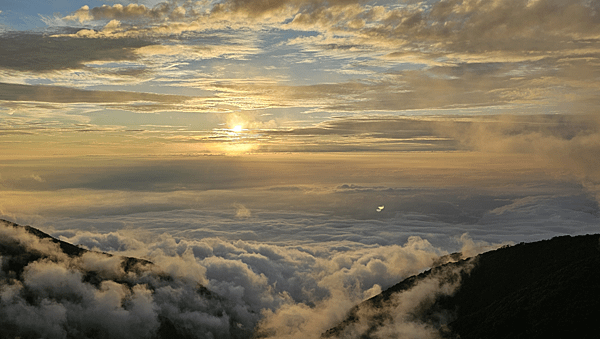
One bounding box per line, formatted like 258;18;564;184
2;219;494;338
0;221;262;338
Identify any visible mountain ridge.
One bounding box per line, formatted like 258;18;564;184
323;233;600;339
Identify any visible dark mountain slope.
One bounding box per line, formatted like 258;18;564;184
443;234;600;339
324;234;600;339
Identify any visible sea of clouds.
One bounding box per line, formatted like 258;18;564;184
1;188;597;338
1;218;469;338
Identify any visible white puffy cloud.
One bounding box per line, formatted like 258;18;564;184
64;3;190;24
0;221;256;338
63;5;94;24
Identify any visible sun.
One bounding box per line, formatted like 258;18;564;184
232;125;243;132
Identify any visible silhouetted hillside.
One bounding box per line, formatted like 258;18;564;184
324;234;600;339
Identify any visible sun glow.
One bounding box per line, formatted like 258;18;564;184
232;125;243;132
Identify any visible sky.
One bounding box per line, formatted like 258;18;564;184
1;0;600;337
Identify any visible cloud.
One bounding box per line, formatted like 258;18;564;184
198;0;592;66
58;2;216;38
0;222;68;261
28;174;45;183
434;114;600;201
3;1;598;123
0;134;598;235
22;0;600;78
53;0;600;63
0;221;256;338
134;41;262;62
66;4;155;23
252;235;485;339
54;226;462;339
0;82;187;105
0;32;155;72
205;55;598;114
234;203;252;218
323;262;476;339
260;113;600;201
63;5;94;24
3;220;443;337
63;2;201;25
2;157;596;335
372;0;598;57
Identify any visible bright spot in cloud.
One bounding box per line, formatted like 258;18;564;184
233;125;243;133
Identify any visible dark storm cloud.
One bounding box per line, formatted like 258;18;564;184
0;32;155;72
